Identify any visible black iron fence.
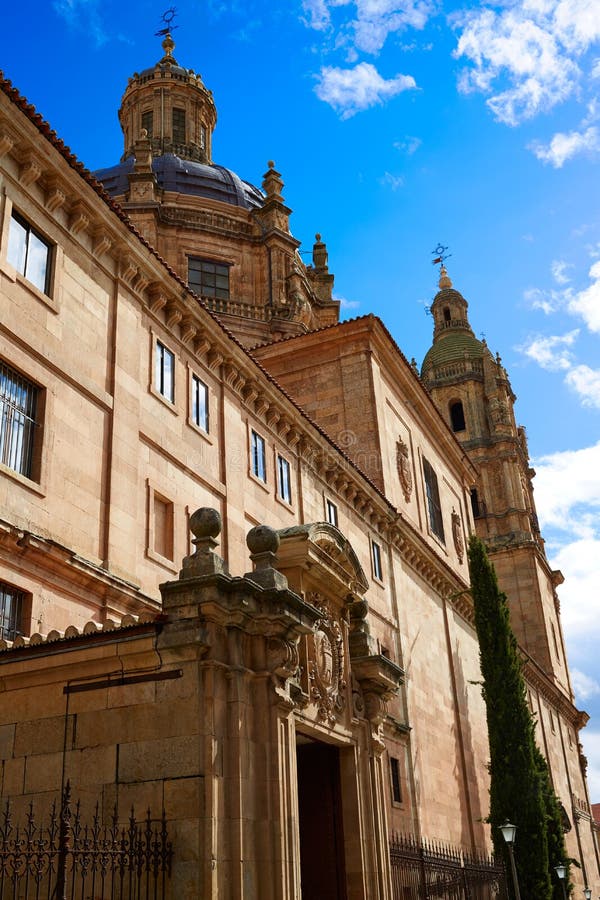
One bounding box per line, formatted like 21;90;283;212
390;833;507;900
0;783;172;899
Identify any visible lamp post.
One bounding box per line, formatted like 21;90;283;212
499;821;522;900
584;889;591;900
554;863;567;900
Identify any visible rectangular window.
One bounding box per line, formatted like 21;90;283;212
7;212;51;295
372;539;383;581
191;374;209;432
141;110;153;138
390;757;402;804
423;458;445;542
0;361;39;479
251;430;266;482
326;499;338;527
153;494;174;561
188;257;230;300
277;454;292;503
155;341;175;403
172;108;186;144
0;582;25;641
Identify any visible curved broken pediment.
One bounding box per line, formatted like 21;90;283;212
277;522;369;598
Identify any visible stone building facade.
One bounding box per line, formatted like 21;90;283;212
0;32;597;898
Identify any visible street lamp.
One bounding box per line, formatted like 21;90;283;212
584;889;591;900
554;863;567;900
499;821;522;900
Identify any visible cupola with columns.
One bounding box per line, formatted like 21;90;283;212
118;32;217;164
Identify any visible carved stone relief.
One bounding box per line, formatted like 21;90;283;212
305;592;346;726
451;508;464;564
396;437;413;503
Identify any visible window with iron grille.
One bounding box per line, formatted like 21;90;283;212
141;110;153;139
191;374;209;432
0;582;25;641
172;108;186;144
251;430;266;482
0;362;39;479
188;258;230;300
423;457;445;542
155;340;175;403
7;211;51;295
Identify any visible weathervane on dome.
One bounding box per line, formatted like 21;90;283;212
431;243;451;267
155;7;178;36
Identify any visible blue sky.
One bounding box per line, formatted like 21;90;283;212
3;0;600;802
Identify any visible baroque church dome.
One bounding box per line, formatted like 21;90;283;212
94;32;263;211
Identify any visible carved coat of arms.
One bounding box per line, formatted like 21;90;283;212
306;594;346;725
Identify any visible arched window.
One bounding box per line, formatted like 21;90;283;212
443;306;451;322
449;400;466;432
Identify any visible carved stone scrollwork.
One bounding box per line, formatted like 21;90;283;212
351;673;365;719
267;637;299;679
451;508;464;564
396;437;413;503
306;592;346;726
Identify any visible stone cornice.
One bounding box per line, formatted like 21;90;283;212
523;654;587;729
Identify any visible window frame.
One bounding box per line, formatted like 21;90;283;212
1;200;60;311
250;429;267;484
0;359;43;484
423;457;445;543
172;107;186;144
7;210;52;296
0;580;28;641
146;481;178;574
390;756;403;805
191;373;209;433
276;453;292;504
371;539;383;582
325;498;338;527
154;339;175;405
187;256;231;301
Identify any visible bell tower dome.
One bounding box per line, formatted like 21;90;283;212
118;32;217;164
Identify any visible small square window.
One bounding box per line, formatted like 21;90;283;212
0;361;40;480
372;540;383;581
191;374;209;432
0;581;26;641
326;499;338;527
188;257;230;301
390;756;402;804
155;340;175;403
153;493;174;561
251;430;266;482
277;454;292;503
7;212;51;295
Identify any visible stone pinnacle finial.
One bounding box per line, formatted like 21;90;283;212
439;264;452;289
180;507;229;578
245;524;288;590
313;233;328;272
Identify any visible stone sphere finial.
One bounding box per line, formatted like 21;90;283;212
267;160;275;170
190;507;222;541
315;233;322;242
247;524;279;556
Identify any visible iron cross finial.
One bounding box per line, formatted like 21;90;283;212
155;7;178;36
431;244;451;266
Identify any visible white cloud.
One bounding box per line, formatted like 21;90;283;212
315;62;417;118
335;294;361;310
529;125;600;167
568;259;600;332
551;259;572;285
452;0;600;126
302;0;435;55
517;329;579;370
581;730;600;802
379;171;405;190
534;441;600;538
565;364;600;408
394;135;422;154
53;0;108;45
572;669;600;702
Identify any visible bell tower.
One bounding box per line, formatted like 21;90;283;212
421;266;570;690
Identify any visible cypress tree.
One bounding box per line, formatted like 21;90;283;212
468;535;552;900
535;746;572;899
